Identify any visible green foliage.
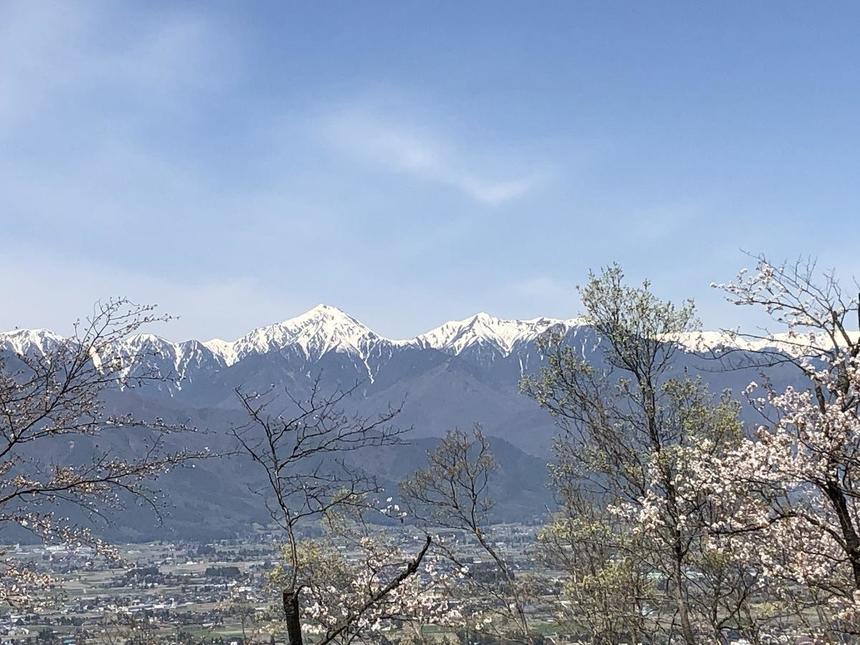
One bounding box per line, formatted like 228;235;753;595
524;265;757;644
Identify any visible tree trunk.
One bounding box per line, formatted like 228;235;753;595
825;480;860;589
658;434;695;645
283;589;304;645
672;551;696;644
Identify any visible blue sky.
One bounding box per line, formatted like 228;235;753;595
1;1;858;340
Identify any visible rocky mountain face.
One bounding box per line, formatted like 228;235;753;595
0;305;806;540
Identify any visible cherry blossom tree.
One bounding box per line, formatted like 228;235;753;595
697;257;860;636
270;514;458;644
0;298;205;606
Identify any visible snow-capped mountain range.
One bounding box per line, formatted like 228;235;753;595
0;303;822;461
1;304;583;367
0;303;834;376
0;305;597;538
0;304;819;540
200;305;583;364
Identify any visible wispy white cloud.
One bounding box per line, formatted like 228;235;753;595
0;2;259;248
0;1;227;133
317;105;542;206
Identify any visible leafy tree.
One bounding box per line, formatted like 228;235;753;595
522;265;756;643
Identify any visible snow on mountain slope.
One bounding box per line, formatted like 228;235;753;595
200;338;237;366
100;334;225;384
0;328;65;356
668;330;860;356
416;312;580;356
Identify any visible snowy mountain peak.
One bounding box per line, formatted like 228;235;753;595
123;333;174;349
293;304;368;328
208;304;383;365
417;312;580;356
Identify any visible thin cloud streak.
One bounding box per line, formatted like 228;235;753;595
317;106;542;205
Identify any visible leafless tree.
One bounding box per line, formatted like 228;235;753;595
0;298;205;604
400;427;536;643
233;379;431;644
